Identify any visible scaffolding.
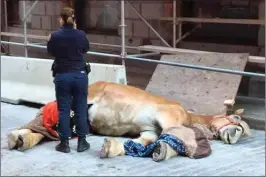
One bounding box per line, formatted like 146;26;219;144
1;0;265;78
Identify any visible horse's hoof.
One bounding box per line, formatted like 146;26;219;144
152;141;167;162
17;135;24;146
100;138;111;158
7;131;19;150
17;134;29;151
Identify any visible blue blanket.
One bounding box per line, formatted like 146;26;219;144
124;134;186;157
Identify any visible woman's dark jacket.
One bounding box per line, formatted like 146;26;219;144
47;24;90;74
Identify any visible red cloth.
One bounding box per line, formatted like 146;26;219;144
42;101;59;138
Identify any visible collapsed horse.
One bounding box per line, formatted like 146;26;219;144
7;81;251;162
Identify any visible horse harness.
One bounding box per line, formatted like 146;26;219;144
210;114;243;137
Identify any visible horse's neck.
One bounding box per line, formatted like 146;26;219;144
188;113;214;128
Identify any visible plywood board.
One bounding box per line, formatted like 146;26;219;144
145;53;249;115
137;45;265;64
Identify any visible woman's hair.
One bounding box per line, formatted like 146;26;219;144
60;7;75;25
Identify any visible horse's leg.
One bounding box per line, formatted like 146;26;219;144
150;109;184;162
8;129;45;151
100;129;158;158
152;142;178;162
100;137;125;158
100;132;179;161
7;129;32;150
99;106;182;159
17;132;45;151
132;130;158;146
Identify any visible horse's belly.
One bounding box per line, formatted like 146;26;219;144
88;104;140;136
92;124;141;136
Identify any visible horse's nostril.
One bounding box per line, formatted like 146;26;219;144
236;127;242;132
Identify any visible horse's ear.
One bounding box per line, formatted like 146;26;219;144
235;109;244;116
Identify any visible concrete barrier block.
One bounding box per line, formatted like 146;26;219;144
1;56;127;105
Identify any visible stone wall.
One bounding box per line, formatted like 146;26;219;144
5;0;265;57
2;0;265;91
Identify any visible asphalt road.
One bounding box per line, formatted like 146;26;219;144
1;102;265;176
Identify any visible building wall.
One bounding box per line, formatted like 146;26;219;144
2;0;265;91
4;0;265;55
3;0;170;89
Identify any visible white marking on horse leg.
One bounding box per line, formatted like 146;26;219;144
100;137;125;158
88;104;98;122
18;133;45;151
133;130;158;146
7;129;32;150
152;142;178;162
7;130;20;149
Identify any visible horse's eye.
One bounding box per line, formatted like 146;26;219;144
234;115;241;120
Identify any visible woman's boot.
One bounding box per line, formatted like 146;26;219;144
77;136;90;152
55;139;70;153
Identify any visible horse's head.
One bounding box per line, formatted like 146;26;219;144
210;109;251;144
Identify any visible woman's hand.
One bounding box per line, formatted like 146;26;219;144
47;33;51;41
74;21;77;29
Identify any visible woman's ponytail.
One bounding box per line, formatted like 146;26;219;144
60;7;75;25
66;16;74;24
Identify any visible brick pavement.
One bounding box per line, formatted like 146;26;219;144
1;103;265;176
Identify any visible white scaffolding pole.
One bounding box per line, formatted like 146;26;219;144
120;0;126;66
23;0;28;57
4;0;8;32
173;0;176;48
120;0;128;84
22;0;39;57
23;0;39;21
2;0;9;54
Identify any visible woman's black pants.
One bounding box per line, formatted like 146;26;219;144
54;71;89;141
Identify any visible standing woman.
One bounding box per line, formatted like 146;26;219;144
47;7;90;153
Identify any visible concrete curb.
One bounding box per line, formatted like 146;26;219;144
235;96;265;131
242;116;265;131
